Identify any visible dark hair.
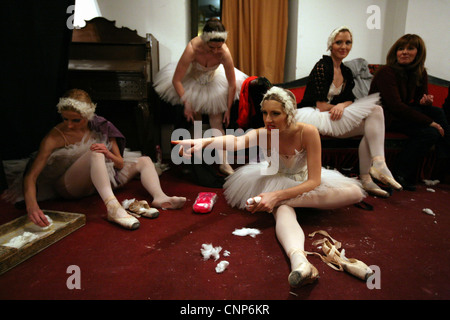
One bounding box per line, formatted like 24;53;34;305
202;18;226;42
386;34;427;85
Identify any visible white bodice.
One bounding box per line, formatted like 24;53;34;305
264;148;308;182
327;83;343;102
186;61;220;85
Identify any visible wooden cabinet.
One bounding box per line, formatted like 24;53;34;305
68;17;159;157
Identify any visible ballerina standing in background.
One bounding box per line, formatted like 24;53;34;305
295;26;402;197
153;18;248;176
173;86;370;287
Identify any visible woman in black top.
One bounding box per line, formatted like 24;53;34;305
295;26;402;198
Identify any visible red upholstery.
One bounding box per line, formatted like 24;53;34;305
284;78;448;179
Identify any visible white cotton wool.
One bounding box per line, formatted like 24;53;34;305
215;261;229;273
26;215;54;232
201;243;222;261
423;179;440;186
4;232;39;249
121;198;136;209
423;208;436;216
232;228;261;238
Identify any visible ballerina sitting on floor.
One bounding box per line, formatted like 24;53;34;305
173;86;372;287
3;89;186;230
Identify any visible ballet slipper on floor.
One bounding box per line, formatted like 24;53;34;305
308;230;374;281
125;199;159;219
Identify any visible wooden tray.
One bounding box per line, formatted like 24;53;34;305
0;210;85;275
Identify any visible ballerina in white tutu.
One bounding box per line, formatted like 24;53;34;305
173;86;368;287
154;18;247;175
3;89;186;230
295;26;402;197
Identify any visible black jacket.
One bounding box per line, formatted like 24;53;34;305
298;55;355;108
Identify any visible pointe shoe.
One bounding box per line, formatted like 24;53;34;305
361;180;390;198
105;197;140;230
321;239;373;281
126;199;159;219
369;166;403;191
288;261;319;287
288;249;319;287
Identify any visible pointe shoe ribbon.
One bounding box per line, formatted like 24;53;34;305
288;249;319;288
308;230;374;281
123;199;159;219
105;197;140;230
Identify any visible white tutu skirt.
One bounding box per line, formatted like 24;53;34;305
2;135;141;203
153;62;248;115
223;161;363;210
295;93;380;136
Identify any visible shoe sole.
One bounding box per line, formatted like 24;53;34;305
369;167;403;191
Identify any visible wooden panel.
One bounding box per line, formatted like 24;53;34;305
72;17;146;44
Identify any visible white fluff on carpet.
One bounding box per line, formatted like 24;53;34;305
215;261;229;273
201;243;222;261
232;228;261;238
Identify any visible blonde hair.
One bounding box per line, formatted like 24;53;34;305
327;26;353;51
57;89;96;120
261;87;296;126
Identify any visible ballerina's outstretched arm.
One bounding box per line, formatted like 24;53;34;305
171;128;262;157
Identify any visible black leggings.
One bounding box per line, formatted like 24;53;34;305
389;105;450;181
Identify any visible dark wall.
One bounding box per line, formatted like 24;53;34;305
0;0;74;160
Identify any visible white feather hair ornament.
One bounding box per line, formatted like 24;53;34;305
56;97;96;120
327;25;353;51
200;31;228;43
261;86;296;125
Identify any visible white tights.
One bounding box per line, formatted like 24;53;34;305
273;184;364;271
55;151;185;209
338;105;391;176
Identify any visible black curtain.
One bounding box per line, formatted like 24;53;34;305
0;0;74;161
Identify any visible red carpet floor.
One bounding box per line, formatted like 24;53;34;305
0;164;449;303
